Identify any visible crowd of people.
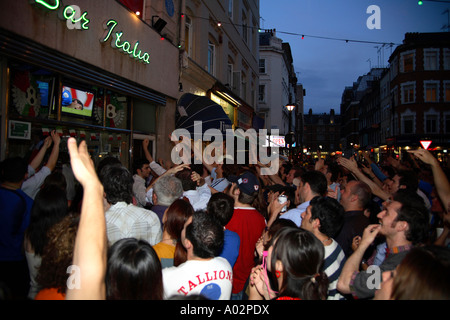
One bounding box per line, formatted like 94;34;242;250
1;132;450;300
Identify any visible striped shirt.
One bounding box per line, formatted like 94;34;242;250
323;239;346;300
105;202;162;246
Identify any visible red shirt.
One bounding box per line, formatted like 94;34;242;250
35;288;66;300
226;207;266;294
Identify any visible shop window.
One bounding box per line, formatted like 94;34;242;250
133;99;156;133
9;62;57;120
94;91;129;129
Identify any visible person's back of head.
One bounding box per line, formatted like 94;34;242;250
206;192;235;226
26;186;69;256
96;156;122;177
175;168;197;191
269;227;328;300
309;196;345;239
391;245;450;300
99;165;134;205
106;238;163;300
0;157;28;183
301;170;328;197
153;175;183;206
42;171;67;192
185;211;224;259
350;180;372;209
392;189;429;245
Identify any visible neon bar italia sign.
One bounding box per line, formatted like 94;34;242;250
33;0;151;65
101;20;150;65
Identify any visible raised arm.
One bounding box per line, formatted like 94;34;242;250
44;130;61;171
337;156;389;200
29;136;52;171
408;149;450;209
65;138;107;300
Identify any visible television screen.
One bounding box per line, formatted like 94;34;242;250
36;80;50;107
61;85;94;117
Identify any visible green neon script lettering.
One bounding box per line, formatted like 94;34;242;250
34;0;60;10
102;20;118;42
63;5;90;30
103;19;150;64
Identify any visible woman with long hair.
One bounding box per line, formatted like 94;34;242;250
106;238;163;300
24;186;69;299
249;227;329;300
152;199;194;268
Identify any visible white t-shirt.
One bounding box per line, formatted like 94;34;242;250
162;257;233;300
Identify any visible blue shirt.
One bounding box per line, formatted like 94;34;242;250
279;201;310;227
0;187;33;261
220;229;240;267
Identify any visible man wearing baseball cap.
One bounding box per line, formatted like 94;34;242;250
225;171;266;300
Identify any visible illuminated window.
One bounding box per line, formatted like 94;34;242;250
400;51;415;73
424;81;439;102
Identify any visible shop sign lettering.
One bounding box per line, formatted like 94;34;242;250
33;1;90;30
32;1;151;65
101;20;150;65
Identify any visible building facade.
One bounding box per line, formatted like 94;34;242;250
303;108;341;157
258;30;297;139
181;0;261;131
0;0;181;167
389;32;450;153
0;0;262;169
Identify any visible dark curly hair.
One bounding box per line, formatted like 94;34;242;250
309;196;345;238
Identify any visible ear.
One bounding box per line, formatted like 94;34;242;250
396;220;409;233
183;238;192;250
275;260;284;273
312;218;321;230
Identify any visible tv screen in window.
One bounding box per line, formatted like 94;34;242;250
61;85;94;118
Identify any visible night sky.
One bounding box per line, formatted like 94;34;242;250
260;0;449;114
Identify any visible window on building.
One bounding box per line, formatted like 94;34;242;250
228;0;233;19
445;114;450;133
425;113;439;134
227;62;233;88
424;81;439;102
185;15;193;57
401;113;415;134
400;51;415;73
444;81;450;102
424;49;439;71
207;40;215;75
401;82;415;104
241;72;247;101
242;11;248;44
259;59;266;74
258;85;265;102
444;49;450;70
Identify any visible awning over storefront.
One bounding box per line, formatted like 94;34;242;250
175;93;233;138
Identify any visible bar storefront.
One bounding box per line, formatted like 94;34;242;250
0;0;179;168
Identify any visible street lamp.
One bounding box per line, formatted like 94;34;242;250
285;104;295;133
285;105;296;158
